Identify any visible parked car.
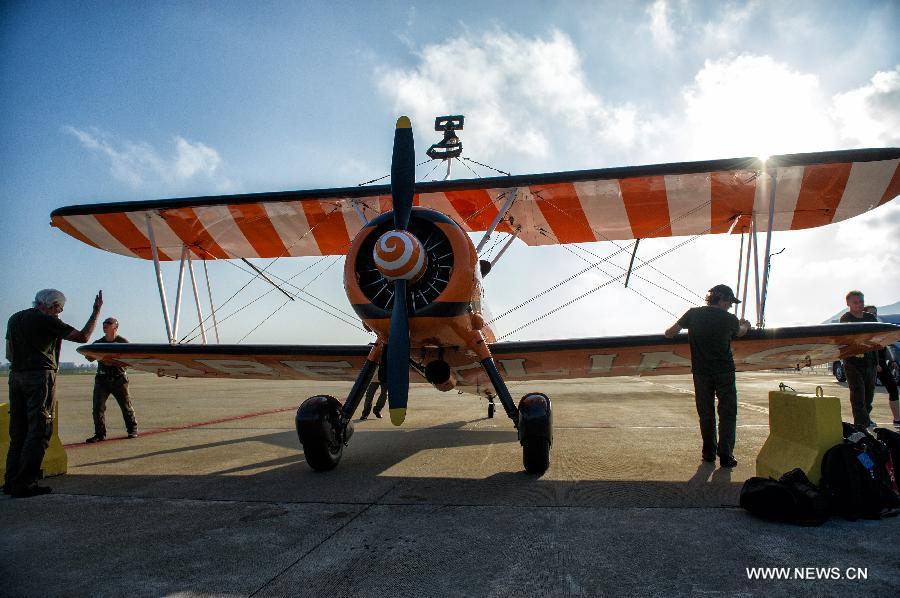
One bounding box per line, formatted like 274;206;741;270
832;359;846;382
832;341;900;384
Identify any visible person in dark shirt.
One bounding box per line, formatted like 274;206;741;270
84;317;137;442
665;284;750;468
839;291;879;428
863;305;899;427
4;289;102;498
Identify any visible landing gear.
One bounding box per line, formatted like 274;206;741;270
518;393;552;474
522;438;550;473
296;355;379;472
478;356;553;474
295;395;349;471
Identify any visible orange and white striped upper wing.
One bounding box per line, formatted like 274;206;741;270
51;148;900;259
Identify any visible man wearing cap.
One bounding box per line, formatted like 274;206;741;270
4;289;103;498
84;317;137;443
665;284;750;468
840;291;878;428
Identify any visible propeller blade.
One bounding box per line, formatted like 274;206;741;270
386;279;409;425
391;116;414;230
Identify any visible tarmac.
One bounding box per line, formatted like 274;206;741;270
2;369;899;597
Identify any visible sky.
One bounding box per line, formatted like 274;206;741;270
2;0;899;365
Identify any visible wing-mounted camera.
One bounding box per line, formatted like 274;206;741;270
426;115;464;160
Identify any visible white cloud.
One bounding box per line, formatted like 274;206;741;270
646;0;677;51
63;126;232;192
377;29;638;170
679;55;837;158
700;2;758;50
831;66;900;147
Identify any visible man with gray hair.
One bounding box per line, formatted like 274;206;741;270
840;290;878;428
4;289;103;498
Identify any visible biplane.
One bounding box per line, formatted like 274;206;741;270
52;116;900;474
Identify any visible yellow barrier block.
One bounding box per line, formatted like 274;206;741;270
0;400;68;480
755;388;842;485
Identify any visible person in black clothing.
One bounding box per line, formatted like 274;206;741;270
863;305;900;427
666;284;750;468
84;317;137;442
4;289;102;498
839;290;878;428
359;357;388;420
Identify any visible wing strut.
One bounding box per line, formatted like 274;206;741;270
145;213;174;343
742;214;763;325
476;188;519;253
202;260;220;343
758;163;778;328
186;251;207;344
733;229;745;316
489;226;521;268
739;216;753;320
172;245;188;342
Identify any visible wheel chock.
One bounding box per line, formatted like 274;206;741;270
755;387;842;485
0;401;68;480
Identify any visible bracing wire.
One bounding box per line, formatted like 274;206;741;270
234;255;367;340
461;157;511;177
178;201;351;341
422;160;443;180
358;159;431;187
487;199;712;325
564;243;699;306
496;231;708;340
455;156;481;178
561;244;683;318
181;255;364;343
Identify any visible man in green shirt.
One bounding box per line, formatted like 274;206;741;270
665;284;750;468
839;291;878;428
85;317;137;442
4;289;103;498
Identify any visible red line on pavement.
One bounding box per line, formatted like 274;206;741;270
64;405;297;449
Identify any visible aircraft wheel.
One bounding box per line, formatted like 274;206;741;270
522;437;550;474
304;436;344;471
488;402;495;419
296;395;345;472
518;392;552;475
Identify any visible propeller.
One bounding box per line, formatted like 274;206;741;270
386;116;414;426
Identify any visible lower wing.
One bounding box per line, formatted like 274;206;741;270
77;323;898;391
488;322;900;382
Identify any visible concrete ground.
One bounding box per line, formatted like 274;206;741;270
1;369;898;597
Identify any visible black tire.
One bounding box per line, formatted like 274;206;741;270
833;361;846;383
302;439;343;472
522;437;550;474
487;403;495;419
296;395;345;472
